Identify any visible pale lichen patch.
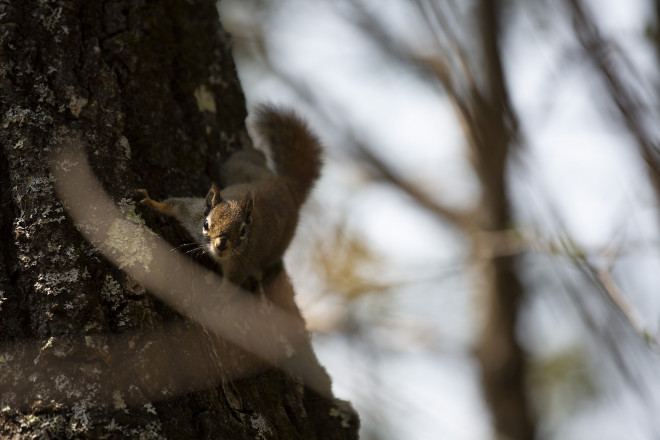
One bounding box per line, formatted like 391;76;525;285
144;402;157;415
250;413;274;440
27;175;54;194
54;373;72;392
70;402;92;433
121;200;146;226
68;94;88;118
40;5;63;31
19;413;40;430
64;245;77;260
329;406;352;428
277;334;295;359
39;203;66;224
3;107;31;128
105;414;166;438
84;334;110;364
53;156;79;173
194;84;217;114
118;135;131;159
34;267;89;296
34;80;55;105
36;335;76;363
101;274;123;310
112;390;127;412
104;218;154;272
3;106;53;128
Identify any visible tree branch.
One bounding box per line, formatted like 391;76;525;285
565;0;660;201
355;141;475;231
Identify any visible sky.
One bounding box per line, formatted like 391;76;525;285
220;0;660;438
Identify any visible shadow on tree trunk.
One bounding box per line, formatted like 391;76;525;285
0;1;358;438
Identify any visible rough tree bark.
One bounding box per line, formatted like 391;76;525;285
0;1;358;439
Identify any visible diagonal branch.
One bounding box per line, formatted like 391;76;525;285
355;140;475;231
341;0;483;145
239;17;477;233
597;268;659;348
566;0;660;200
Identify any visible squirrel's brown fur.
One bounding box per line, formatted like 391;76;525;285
139;104;323;286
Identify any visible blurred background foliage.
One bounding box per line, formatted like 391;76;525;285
219;0;660;439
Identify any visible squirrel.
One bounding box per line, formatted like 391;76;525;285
137;104;323;287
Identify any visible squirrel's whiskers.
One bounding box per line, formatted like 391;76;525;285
138;104;323;286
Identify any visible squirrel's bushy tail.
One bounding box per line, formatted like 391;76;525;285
253;104;323;204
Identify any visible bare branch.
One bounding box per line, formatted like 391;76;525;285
565;0;660;199
355;141;475;231
597;269;659;348
43;138;333;402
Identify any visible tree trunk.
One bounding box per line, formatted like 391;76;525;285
0;1;358;438
472;1;536;439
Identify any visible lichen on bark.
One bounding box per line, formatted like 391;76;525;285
0;1;358;438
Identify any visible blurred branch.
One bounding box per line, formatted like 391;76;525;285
223;1;660;437
565;0;660;200
563;240;660;352
341;0;482;145
480;224;660;351
554;271;647;395
356;143;475;231
567;252;659;414
559;6;660;411
352;0;533;437
235;9;477;232
411;0;477;96
49;140;334;399
597;269;659;348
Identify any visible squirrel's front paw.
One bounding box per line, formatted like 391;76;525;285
134;188;150;202
134;188;159;211
134;190;176;217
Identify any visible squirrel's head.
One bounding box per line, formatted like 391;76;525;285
202;184;253;261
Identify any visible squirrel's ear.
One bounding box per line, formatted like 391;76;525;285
206;182;223;208
242;193;254;224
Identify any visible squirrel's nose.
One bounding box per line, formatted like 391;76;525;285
214;236;229;252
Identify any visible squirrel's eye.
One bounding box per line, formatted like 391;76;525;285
239;224;247;239
202;219;209;233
